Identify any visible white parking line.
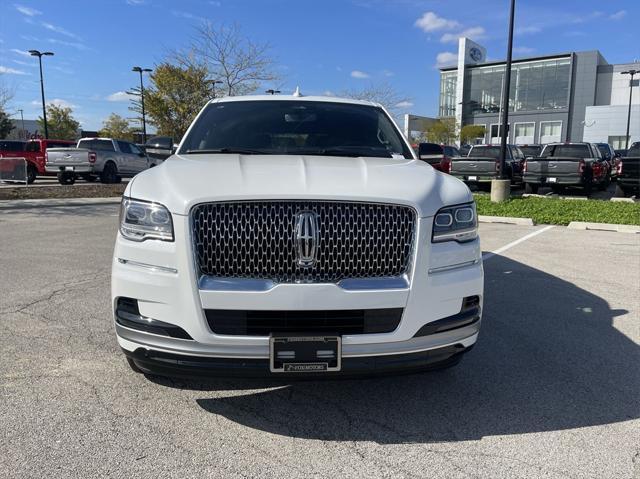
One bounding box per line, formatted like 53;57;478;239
483;225;555;261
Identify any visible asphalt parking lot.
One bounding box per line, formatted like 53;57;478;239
1;203;638;478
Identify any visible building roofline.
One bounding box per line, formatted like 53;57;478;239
439;52;577;72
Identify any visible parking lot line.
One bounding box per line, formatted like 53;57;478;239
483;225;555;261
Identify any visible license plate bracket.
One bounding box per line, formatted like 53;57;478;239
270;335;341;373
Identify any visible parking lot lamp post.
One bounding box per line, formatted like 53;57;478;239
206;79;223;99
132;67;152;144
491;0;516;203
29;50;54;139
621;70;637;150
265;89;281;95
17;109;25;139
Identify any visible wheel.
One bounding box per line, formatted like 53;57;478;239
598;174;611;191
81;174;97;182
100;162;118;184
614;183;627;197
524;183;538;194
26;164;37;184
583;180;592;197
126;357;143;374
57;172;76;185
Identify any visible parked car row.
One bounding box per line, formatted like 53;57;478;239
0;135;177;185
415;140;637;197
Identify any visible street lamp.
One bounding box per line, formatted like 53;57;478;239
132;66;152;144
16;109;25;139
491;0;516;203
206;79;223;99
265;89;281;95
29;50;54;139
621;69;637;150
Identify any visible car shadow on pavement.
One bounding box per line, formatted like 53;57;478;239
166;254;639;443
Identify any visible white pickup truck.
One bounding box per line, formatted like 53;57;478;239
111;94;484;378
46;137;154;184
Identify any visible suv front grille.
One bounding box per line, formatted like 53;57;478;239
191;201;416;283
205;308;403;336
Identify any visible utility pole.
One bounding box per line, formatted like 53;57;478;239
29;50;54;139
132;66;152;143
621;69;637;150
17;109;25;139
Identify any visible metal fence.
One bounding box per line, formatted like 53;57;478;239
0;157;28;185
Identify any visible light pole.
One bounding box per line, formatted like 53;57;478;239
206;79;223;99
491;0;516;203
265;89;281;95
29;50;54;139
621;69;637;150
132;66;152;144
16;109;25;139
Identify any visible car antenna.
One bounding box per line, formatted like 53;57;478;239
293;86;303;97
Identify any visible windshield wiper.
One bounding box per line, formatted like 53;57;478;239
296;147;393;158
184;148;267;155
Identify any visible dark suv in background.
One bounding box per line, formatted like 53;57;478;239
417;143;460;173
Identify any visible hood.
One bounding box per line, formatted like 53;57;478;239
127;154;472;217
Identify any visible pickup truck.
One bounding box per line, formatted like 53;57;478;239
46;137;153;184
23;139;76;183
523;142;610;195
449;144;525;188
111;94;483;378
594;143;619;179
416;143;460;173
615;141;640;197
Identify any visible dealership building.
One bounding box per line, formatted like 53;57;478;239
439;38;639;149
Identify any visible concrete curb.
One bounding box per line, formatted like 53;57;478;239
567;222;640;234
478;215;535;226
0;197;121;210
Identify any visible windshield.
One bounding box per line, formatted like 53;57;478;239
179;100;413;159
469;146;501;159
541;144;590;158
595;144;611;159
520;146;542;157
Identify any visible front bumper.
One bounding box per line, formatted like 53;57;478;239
112;214;484;377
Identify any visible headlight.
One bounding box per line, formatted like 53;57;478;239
432;202;477;243
119;197;174;242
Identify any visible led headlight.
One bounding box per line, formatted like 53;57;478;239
119;197;174;242
432;202;477;243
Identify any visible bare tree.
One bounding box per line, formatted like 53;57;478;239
0;74;15;111
175;22;279;97
339;82;411;114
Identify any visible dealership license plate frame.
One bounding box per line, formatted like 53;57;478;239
269;335;342;373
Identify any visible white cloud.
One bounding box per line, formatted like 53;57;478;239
414;12;460;33
323;90;335;96
209;0;221;5
382;69;394;77
12;59;34;66
395;101;414;109
171;10;206;22
350;70;370;79
435;52;458;68
0;65;28;75
516;25;541;35
440;26;485;44
610;10;626;20
107;91;134;102
513;46;535;54
47;38;89;51
11;48;32;57
126;0;147;4
41;22;82;41
14;4;42;16
31;98;77;109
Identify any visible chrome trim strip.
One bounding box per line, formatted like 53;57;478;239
117;258;178;274
197;275;410;292
428;259;480;275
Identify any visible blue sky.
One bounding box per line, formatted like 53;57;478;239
1;0;638;131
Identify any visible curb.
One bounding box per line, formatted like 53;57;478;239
478;215;535;226
567;222;640;234
0;197;121;210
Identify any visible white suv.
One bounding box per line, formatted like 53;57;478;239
111;94;483;377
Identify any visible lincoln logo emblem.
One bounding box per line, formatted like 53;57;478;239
294;211;319;267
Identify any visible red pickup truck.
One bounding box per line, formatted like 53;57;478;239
1;139;76;183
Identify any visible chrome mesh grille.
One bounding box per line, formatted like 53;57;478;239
191;201;416;283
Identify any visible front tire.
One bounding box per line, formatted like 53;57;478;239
100;162;118;184
26;164;37;184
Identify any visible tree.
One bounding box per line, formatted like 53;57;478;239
100;113;133;140
0;109;14;139
340;82;411;114
144;63;213;141
422;118;458;145
176;22;279;97
0;74;14;111
37;104;80;140
460;124;486;145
